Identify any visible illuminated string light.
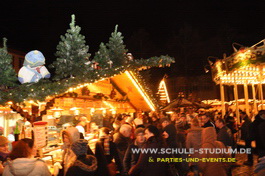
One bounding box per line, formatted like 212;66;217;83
125;71;156;111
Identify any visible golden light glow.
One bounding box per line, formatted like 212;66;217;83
218;65;262;85
103;101;115;109
125;71;156;111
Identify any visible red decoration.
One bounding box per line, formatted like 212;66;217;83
110;89;116;99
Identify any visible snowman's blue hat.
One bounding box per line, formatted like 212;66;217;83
23;50;45;67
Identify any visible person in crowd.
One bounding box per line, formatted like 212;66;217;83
175;120;187;148
150;116;159;128
179;115;191;130
75;116;89;138
112;120;121;134
129;125;173;176
3;139;51;176
66;139;97;176
160;117;170;129
113;124;132;162
125;115;135;127
170;113;178;125
186;118;202;176
0;136;10;176
250;110;265;158
61;127;80;176
163;123;189;176
142;116;151;127
123;128;145;174
0;136;9;163
103;116;113;130
199;127;231;176
215;118;233;147
225;116;238;135
163;123;178;148
201;114;215;128
254;156;265;176
97;127;123;176
240;112;253;165
134;113;144;127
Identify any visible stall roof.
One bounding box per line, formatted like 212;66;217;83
211;39;265;85
162;98;192;111
111;71;156;111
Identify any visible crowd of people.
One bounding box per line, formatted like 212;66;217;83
0;109;264;176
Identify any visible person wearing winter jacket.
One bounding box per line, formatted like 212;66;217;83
129;125;173;176
3;140;51;176
186;118;202;176
240;112;253;165
123;127;145;173
254;156;265;176
198;127;231;176
97;127;123;176
61;127;80;176
66;139;97;176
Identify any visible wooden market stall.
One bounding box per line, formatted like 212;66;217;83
0;15;175;172
210;39;265;122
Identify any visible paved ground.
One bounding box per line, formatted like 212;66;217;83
232;154;258;176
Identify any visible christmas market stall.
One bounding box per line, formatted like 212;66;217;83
0;14;174;164
210;39;265;122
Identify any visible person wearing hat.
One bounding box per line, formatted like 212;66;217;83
66;139;97;176
61;127;80;176
123;128;145;174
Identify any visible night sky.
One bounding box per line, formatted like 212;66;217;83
1;1;265;77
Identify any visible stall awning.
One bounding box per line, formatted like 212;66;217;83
111;71;156;111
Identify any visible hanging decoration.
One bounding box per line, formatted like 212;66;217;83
109;89;116;99
224;39;265;72
93;93;108;100
81;87;90;96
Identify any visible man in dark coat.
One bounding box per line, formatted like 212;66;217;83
201;114;215;128
215;118;233;147
240;112;253;165
113;124;132;162
123;128;145;174
97;127;123;175
129;125;173;176
250;110;265;158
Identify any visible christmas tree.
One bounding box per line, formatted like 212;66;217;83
50;14;91;80
106;25;128;67
0;38;18;89
94;43;110;69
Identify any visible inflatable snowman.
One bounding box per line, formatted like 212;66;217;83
18;50;51;84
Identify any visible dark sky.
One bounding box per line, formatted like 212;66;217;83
1;1;265;77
